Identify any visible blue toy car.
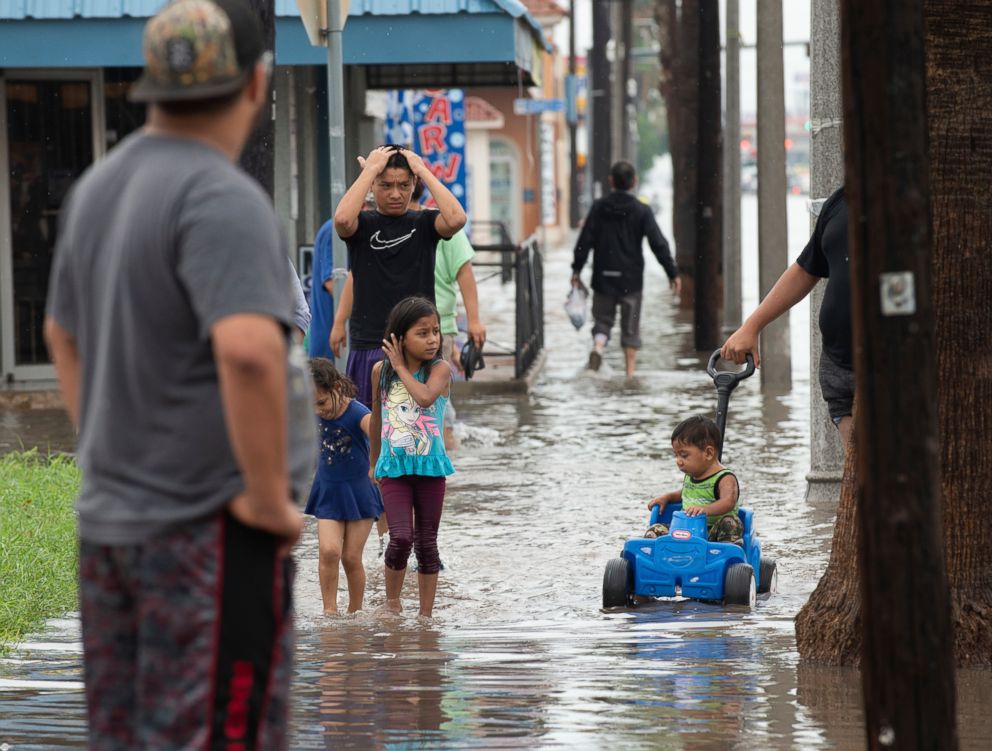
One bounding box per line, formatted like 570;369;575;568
602;351;778;609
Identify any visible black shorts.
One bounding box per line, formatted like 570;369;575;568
79;511;294;750
591;290;643;349
818;354;855;423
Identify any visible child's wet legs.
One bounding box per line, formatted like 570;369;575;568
418;573;439;617
341;519;374;612
317;519;345;614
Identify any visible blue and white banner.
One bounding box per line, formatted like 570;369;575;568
385;89;467;213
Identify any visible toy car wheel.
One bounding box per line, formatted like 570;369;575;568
724;562;756;607
602;558;632;608
758;557;778;594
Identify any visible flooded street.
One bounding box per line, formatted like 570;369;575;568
2;195;991;749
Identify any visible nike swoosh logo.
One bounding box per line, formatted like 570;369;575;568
370;229;416;251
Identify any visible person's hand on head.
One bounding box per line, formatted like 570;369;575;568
359;146;393;175
381;333;407;372
399;148;428;177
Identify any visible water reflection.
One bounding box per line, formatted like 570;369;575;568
2;196;990;748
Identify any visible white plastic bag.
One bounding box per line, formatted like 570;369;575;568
565;285;588;330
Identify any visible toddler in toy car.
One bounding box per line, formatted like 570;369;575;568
645;415;744;544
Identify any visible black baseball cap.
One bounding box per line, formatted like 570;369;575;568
129;0;266;104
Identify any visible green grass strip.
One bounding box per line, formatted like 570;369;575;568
0;451;80;653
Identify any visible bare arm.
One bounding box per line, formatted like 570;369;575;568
721;262;819;366
333;147;392;238
43;318;81;430
647;489;682;510
213;314;302;542
402;149;466;238
455;262;486;348
330;272;353;357
359;412;371;437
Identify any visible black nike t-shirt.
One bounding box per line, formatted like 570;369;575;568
796;188;851;369
343;209;443;349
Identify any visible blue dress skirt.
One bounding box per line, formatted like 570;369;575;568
304;401;384;521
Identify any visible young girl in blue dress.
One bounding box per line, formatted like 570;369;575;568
305;357;383;615
370;297;454;618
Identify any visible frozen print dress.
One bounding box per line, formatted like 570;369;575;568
374;367;454;479
305;400;384;521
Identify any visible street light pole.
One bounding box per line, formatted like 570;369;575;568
325;0;349;366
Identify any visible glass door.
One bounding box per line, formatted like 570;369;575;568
0;71;104;380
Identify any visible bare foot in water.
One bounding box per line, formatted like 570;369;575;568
323;608;339;617
380;599;402;614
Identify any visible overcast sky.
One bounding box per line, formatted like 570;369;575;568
555;0;813;118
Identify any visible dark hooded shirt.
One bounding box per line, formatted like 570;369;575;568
571;191;678;296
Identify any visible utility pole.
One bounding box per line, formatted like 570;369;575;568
240;0;276;196
841;0;958;746
618;0;634;160
806;0;844;502
722;0;741;331
694;0;722;351
325;0;349;366
568;0;580;227
755;0;791;390
590;0;612;198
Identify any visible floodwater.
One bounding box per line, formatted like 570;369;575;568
2;193;991;749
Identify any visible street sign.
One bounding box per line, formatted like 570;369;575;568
296;0;350;47
513;97;565;116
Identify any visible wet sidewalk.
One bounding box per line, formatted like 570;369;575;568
3;207;991;749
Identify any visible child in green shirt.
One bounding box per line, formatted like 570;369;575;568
645;415;744;544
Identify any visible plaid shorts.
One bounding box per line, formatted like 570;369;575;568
79;511;294;750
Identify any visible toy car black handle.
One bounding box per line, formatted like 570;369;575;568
706;350;756;461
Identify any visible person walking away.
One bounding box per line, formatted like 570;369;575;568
644;416;743;543
408;181;486;449
43;2;304;747
720;188;853;451
369;297;454;617
327;146;467;407
571;160;681;376
305;357;383;614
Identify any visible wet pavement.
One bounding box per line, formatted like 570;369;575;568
2;194;991;749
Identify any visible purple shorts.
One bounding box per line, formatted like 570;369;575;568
346;347;384;409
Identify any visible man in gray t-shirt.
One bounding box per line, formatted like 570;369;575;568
43;2;303;747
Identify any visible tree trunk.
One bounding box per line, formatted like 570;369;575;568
656;0;698;308
796;0;992;669
795;422;862;664
926;0;992;666
693;0;722;351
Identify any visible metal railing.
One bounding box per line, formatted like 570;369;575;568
514;235;544;379
466;222;545;381
469;220;516;284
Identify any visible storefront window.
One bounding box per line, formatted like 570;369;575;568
6;79;94;366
